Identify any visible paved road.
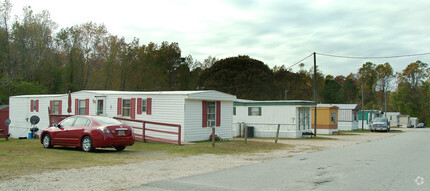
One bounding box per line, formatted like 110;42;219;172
132;129;430;191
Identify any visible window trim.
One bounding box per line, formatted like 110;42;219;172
78;100;86;115
122;99;131;117
248;107;262;116
51;100;61;115
207;101;216;127
141;99;147;113
331;112;336;122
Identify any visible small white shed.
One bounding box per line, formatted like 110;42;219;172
232;99;316;138
399;115;410;128
9;90;236;142
317;104;359;131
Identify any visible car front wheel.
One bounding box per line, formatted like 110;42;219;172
81;136;94;152
42;134;53;148
114;146;126;151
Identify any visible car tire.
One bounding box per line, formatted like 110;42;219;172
81;136;94;152
114;146;126;151
42;134;53;148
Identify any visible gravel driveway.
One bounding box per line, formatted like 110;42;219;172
0;130;401;191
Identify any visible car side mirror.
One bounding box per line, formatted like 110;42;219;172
54;123;62;128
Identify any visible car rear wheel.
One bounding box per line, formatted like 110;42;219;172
81;136;94;152
114;146;126;151
42;134;53;148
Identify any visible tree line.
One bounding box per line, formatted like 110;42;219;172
1;3;429;124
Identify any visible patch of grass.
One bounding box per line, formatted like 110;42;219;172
0;138;286;180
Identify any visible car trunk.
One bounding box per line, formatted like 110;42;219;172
106;125;132;137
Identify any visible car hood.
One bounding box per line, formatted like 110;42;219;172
372;122;387;125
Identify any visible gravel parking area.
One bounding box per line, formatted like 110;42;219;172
0;130;402;191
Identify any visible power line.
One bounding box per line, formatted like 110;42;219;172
316;52;430;59
285;53;313;70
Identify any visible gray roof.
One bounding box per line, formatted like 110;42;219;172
235;99;316;106
318;104;359;110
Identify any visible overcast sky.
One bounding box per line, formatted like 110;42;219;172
10;0;430;77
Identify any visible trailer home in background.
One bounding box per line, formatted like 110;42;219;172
358;110;382;130
312;104;359;131
233;99;316;138
311;105;339;135
385;112;401;127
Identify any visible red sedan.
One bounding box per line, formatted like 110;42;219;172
41;116;135;152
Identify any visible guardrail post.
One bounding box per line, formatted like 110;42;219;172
142;122;146;142
275;124;281;144
178;125;182;145
244;124;248;144
212;127;215;147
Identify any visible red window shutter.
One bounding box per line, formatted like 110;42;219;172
50;100;53;115
75;99;79;115
59;100;62;115
117;98;122;115
131;98;136;119
36;100;39;112
147;98;152;115
202;101;207;127
85;99;89;115
31;100;34;112
137;98;142;114
216;101;221;126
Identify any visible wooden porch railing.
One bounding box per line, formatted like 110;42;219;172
113;117;182;145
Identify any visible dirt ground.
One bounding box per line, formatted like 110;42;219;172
0;130;405;191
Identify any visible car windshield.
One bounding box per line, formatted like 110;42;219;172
92;116;123;125
373;118;387;122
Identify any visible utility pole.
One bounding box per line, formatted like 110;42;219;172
284;89;288;100
362;82;364;130
313;52;317;136
384;90;387;118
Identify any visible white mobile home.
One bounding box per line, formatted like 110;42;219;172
385;112;401;127
399;115;410;128
358;110;382;130
317;104;359;131
410;117;419;127
9;90;236;142
233;99;316;138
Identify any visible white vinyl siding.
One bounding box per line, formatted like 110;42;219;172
184;99;233;142
9;90;236;142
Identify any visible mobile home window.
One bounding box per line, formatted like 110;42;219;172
52;100;60;115
207;101;216;127
79;100;86;115
298;107;310;130
141;99;147;113
331;112;336;122
248;107;262;116
122;99;131;117
32;100;37;111
97;100;104;115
